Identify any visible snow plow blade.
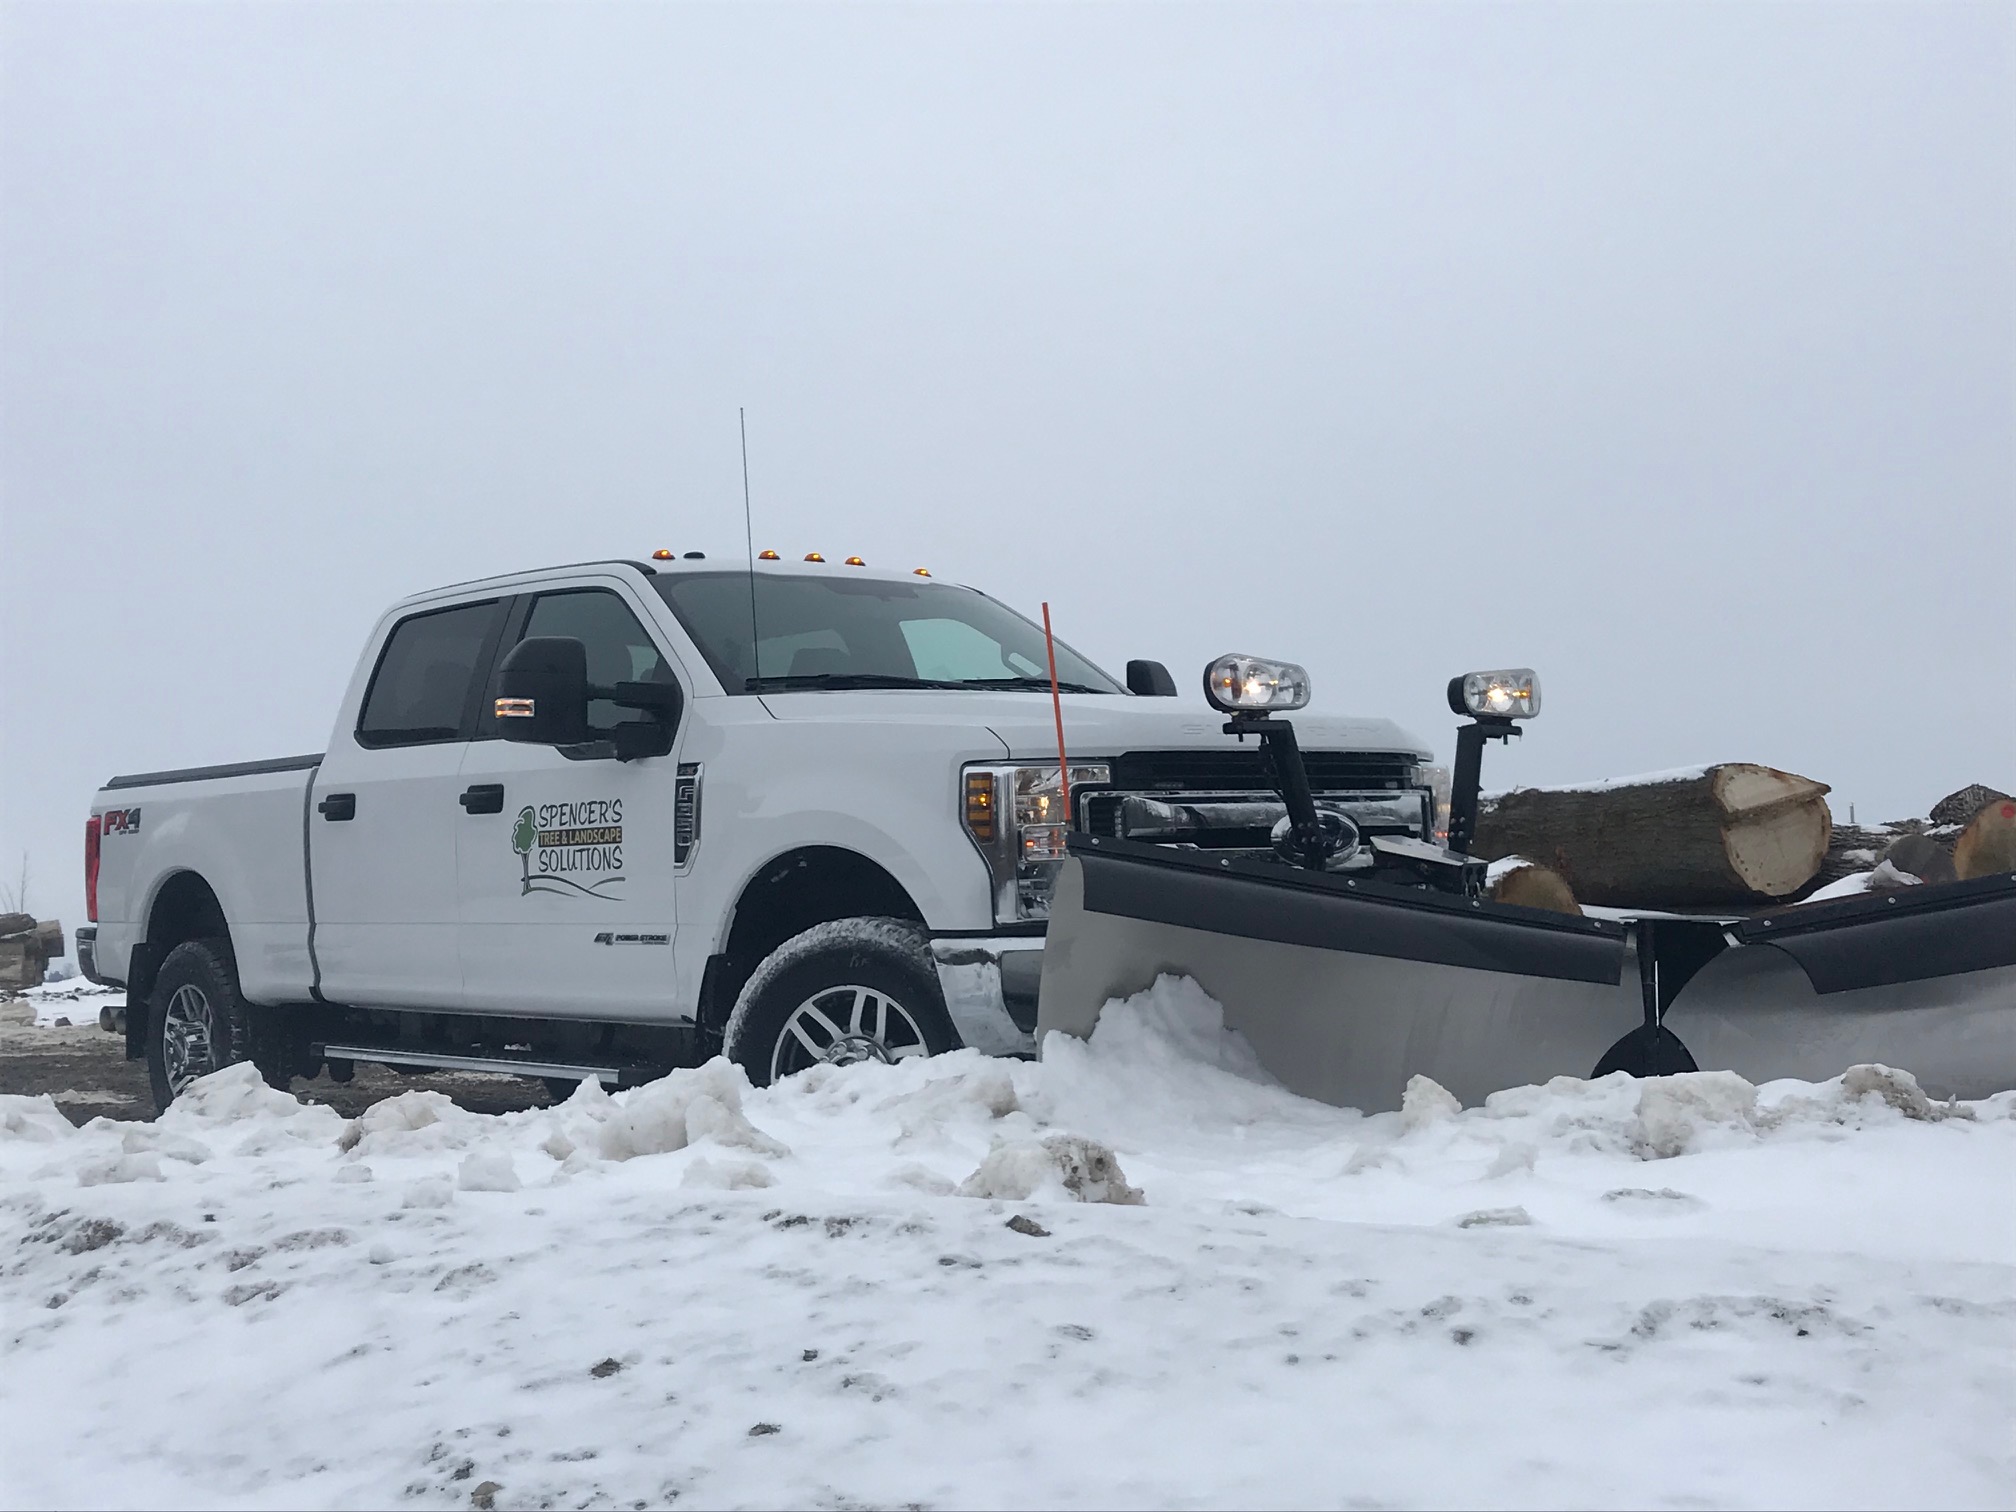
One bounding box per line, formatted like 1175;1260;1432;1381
1037;839;2016;1110
1664;871;2016;1100
1037;836;1643;1112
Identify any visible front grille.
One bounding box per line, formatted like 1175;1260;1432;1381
1108;748;1420;793
1082;789;1429;844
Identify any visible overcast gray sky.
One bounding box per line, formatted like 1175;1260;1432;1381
3;1;2011;931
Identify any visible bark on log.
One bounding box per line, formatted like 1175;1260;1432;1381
1473;764;1832;907
34;920;65;961
0;912;35;939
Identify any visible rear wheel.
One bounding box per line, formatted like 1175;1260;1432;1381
146;939;254;1111
724;919;960;1087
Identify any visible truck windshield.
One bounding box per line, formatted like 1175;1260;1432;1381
653;572;1124;695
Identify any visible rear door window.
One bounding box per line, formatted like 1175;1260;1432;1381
356;600;505;747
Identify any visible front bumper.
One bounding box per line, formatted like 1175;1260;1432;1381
929;934;1044;1056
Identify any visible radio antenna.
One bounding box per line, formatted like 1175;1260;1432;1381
740;407;760;689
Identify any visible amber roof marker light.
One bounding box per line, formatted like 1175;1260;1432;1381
650;549;675;561
845;556;867;566
804;552;825;562
758;549;780;561
913;567;931;577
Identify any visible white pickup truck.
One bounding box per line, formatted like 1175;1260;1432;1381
80;554;1436;1110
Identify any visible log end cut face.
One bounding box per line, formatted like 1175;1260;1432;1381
1713;764;1833;898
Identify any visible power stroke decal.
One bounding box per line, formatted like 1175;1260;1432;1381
511;800;625;899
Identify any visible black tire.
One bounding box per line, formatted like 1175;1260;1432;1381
146;939;255;1113
1593;1023;1699;1079
724;918;960;1087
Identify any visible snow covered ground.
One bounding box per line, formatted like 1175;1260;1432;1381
3;976;2012;1510
15;979;122;1029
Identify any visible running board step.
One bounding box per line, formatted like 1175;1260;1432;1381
313;1042;661;1088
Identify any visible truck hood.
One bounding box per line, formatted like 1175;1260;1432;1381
756;690;1433;761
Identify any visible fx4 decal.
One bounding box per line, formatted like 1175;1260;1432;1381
101;808;143;835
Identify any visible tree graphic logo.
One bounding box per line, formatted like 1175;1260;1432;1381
512;806;537;893
508;801;624;900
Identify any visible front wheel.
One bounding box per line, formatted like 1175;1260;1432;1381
724;919;961;1087
146;939;253;1112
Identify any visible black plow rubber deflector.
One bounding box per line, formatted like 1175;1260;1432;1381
1067;834;1628;985
1739;870;2016;994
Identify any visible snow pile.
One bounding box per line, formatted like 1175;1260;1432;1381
957;1133;1144;1204
1;976;2012;1510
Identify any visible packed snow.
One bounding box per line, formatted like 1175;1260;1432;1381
3;975;2012;1510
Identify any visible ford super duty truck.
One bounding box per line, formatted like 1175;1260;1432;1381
79;553;1436;1110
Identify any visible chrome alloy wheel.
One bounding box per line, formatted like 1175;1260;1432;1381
161;983;221;1094
771;984;929;1082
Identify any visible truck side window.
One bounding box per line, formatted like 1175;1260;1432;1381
356;600;503;747
518;589;678;736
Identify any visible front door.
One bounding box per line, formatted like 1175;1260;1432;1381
309;597;507;1009
456;584;685;1020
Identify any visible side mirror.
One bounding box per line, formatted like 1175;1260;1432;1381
495;636;591;746
1126;659;1179;697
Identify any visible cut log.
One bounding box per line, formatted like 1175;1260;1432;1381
1931;784;2011;827
34;920;65;961
1488;862;1580;915
1877;832;1957;885
0;938;40;993
1955;797;2016;881
1473;764;1832;907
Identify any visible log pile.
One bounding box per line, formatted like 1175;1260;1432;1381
0;915;64;994
1474;774;2012;912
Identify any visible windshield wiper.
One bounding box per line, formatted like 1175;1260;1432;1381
964;677;1112;695
746;673;969;692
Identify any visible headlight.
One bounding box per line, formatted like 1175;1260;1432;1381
1203;653;1311;714
1449;668;1541;720
962;761;1112;922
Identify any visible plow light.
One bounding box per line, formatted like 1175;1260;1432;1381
1451;668;1541;720
1204;654;1311;714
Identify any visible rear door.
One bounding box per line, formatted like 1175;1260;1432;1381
455;582;687;1020
309;597;507;1009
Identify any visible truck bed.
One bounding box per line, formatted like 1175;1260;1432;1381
92;755;325;1004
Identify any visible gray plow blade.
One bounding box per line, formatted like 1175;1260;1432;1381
1038;838;1642;1112
1665;873;2016;1100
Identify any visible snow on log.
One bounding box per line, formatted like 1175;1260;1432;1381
1474;764;1832;907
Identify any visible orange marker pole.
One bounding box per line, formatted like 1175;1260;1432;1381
1041;602;1071;825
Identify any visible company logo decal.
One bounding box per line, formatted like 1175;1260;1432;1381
102;808;143;835
593;931;669;946
511;800;624;899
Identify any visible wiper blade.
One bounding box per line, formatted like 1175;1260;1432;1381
746;673;967;691
964;677;1112;695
